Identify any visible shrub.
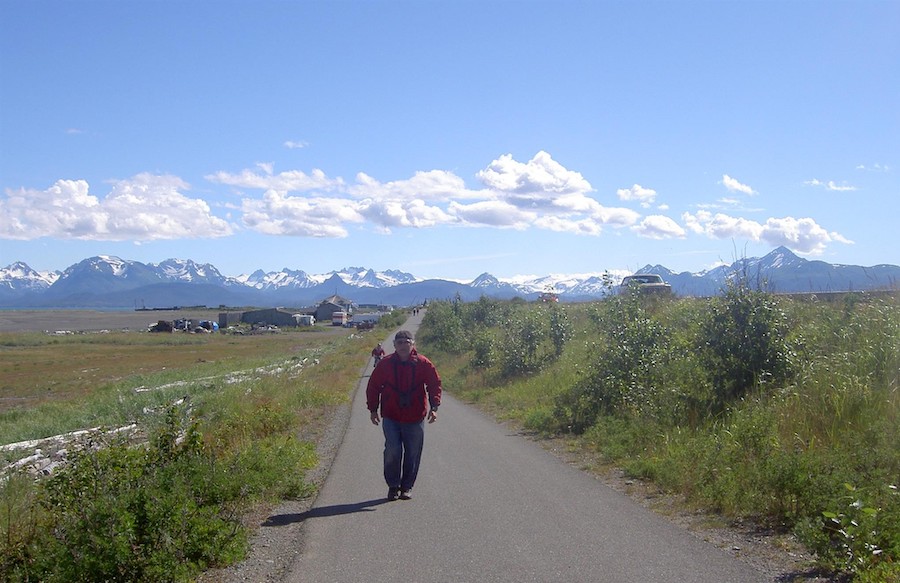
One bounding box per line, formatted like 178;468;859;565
419;301;465;354
698;279;795;411
498;308;547;377
548;303;573;357
3;403;317;582
812;483;900;578
553;292;674;431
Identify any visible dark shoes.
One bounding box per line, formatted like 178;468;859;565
387;487;412;501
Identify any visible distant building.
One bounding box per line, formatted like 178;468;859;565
315;294;354;322
219;308;311;329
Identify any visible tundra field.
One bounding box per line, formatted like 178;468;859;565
0;309;228;333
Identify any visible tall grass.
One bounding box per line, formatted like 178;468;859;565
420;291;900;580
0;326;377;582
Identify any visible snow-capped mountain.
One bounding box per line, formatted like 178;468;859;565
0;261;60;292
153;259;237;286
1;247;897;308
237;268;316;291
236;266;418;291
308;266;419;288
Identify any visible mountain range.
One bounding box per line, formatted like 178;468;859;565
1;247;898;309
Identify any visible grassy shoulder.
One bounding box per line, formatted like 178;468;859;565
0;315;404;582
416;291;899;582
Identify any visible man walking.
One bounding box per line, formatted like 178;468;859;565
366;330;441;501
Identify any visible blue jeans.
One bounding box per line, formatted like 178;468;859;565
381;417;425;491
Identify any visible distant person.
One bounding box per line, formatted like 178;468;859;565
371;342;385;367
366;330;442;501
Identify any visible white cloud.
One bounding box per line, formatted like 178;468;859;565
240;190;362;237
759;216;853;252
212;151;640;237
721;174;755;195
616;184;657;207
533;215;603;235
447;200;535;229
283;140;308;149
804;178;857;191
826;181;856;192
476;151;592;203
358;198;456;230
2;152;668;243
0;175;233;241
856;163;889;172
681;211;850;254
207;167;345;193
632;215;686;239
349;170;479;202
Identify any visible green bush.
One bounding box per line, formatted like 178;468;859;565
23;421;246;582
553;292;676;431
810;483;900;577
419;300;465;353
698;279;796;411
422;293;900;580
2;405;316;582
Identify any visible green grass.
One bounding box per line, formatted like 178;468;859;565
0;323;380;582
419;292;900;581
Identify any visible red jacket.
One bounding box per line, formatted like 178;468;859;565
366;349;442;423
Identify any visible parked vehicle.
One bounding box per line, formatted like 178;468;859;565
619;274;673;295
332;311;348;326
294;314;316;326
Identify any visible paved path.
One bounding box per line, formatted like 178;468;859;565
284;313;768;583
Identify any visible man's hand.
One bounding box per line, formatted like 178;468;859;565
427;410;438;424
370;411;380;425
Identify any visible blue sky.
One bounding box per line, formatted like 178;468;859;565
1;0;897;281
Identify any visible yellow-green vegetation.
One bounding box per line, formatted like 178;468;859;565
417;288;899;581
0;322;384;582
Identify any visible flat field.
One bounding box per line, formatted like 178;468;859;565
0;312;348;417
0;309;224;333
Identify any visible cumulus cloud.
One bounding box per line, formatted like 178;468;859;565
208;152;640;238
348;170;478;202
617;184;657;207
447;200;535;229
632;215;686;239
476;151;592;199
682;210;851;254
722;174;755;195
241;190;363;237
0;174;233;241
283;140;308;149
358;198;456;230
533;216;604;235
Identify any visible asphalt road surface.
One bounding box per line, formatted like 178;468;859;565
284;314;768;583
